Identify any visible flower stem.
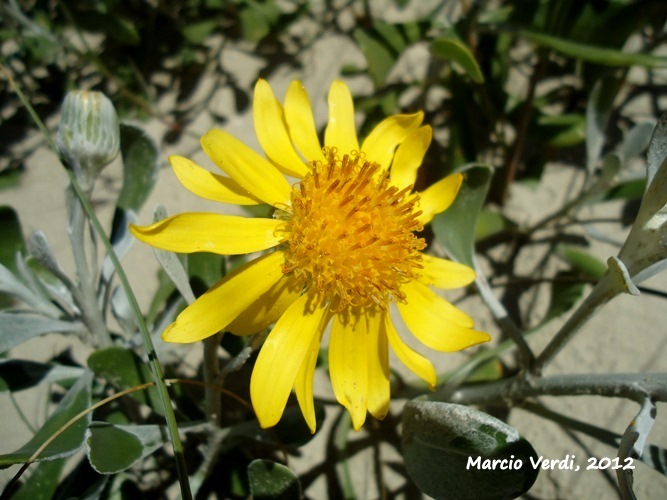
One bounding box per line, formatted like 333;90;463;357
66;170;193;499
203;333;222;426
4;62;192;499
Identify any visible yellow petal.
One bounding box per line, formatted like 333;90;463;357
130;213;284;255
361;112;423;170
383;313;436;390
329;310;368;431
402;280;473;328
417;173;463;224
254;79;309;178
285;80;325;164
420;254;476;289
251;293;328;429
366;308;390;420
161;251;286;343
390;126;432;189
294;324;325;434
398;281;490;352
170;155;261;205
201;129;291;207
226;276;302;335
324;80;359;155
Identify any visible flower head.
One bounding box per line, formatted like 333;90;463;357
131;79;490;432
57;90;120;190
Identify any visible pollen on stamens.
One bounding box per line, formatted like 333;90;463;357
281;148;426;311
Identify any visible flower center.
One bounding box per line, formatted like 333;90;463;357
281;148;426;311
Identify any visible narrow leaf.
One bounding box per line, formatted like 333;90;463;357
557;245;607;279
0;313;84;353
151;204;195;304
0;263;46;312
373;20;407;54
646;112;667;187
0;371;93;467
521;31;667;68
543;272;585;324
353;28;396;88
617;122;654;161
432;34;484;83
182;20;218;44
604;179;646;201
586;78;621;171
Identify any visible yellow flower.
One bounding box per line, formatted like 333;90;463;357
131;79;491;432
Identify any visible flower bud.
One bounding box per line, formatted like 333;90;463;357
57;90;120;190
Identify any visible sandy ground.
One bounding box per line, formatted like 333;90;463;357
2;4;667;498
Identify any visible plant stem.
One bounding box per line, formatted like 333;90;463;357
68;190;111;347
203;333;222;426
448;372;666;407
66;171;193;499
4;60;193;499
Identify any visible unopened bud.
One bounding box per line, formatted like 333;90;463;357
57;90;120;190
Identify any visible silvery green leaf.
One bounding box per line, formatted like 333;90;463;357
21;252;76;317
0;312;86;353
143;295;185;364
0;370;93;466
101;209;137;284
617;122;655;161
86;423;165;474
586;78;619;172
586;152;623;203
151;204;195;305
110;286;135;335
28;232;70;285
617;399;657;500
0;262;57;315
153;254;190;296
432;32;484;83
402;401;539;500
647;112;667;188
